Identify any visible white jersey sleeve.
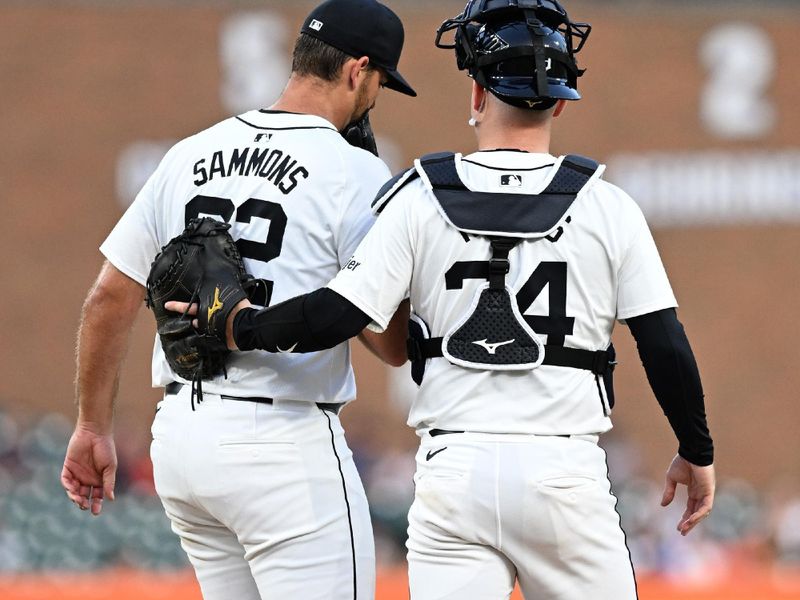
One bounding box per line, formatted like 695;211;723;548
614;187;678;320
100;162;164;286
327;185;415;332
335;151;391;268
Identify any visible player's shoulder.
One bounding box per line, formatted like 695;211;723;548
583;174;643;214
574;167;653;238
320;143;390;203
548;154;636;209
179;115;244;148
371;151;465;215
339;142;391;175
371;163;433;216
156;115;240;162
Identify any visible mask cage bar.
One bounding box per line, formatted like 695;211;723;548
435;0;591;55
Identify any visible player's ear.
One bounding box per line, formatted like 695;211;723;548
471;81;487;123
347;56;370;90
553;99;568;118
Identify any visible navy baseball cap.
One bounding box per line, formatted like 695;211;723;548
301;0;417;97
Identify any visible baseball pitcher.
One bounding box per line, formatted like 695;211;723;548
60;1;416;599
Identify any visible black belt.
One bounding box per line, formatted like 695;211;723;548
164;382;342;415
408;339;614;375
430;428;570;438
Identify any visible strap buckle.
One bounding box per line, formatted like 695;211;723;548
488;238;518;289
489;257;511;276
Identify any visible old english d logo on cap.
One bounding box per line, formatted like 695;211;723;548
301;0;417;96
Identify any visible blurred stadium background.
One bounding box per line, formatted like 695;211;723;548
2;0;800;598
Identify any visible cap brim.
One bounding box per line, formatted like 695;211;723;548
384;69;417;97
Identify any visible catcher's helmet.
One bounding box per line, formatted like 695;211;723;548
436;0;591;109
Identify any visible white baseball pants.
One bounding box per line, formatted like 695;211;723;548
407;432;637;600
150;389;375;600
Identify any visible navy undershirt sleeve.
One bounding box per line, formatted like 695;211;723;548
233;288;372;353
626;308;714;466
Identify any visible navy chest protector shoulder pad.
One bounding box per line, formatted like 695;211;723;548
397;152;611;377
372;151;600;236
418;151;599;237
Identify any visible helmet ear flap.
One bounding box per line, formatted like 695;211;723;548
455;23;481;72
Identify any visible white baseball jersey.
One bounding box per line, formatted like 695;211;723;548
328;150;677;434
102;110;391;402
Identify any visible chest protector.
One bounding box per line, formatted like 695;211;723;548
425;152;600;371
375;152;614;384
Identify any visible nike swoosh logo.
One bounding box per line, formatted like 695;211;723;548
276;342;299;353
472;339;515;354
426;447;447;461
207;287;223;322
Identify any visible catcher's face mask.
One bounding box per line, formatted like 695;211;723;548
435;0;591;109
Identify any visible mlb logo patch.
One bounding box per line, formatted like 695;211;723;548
500;174;523;187
309;19;324;31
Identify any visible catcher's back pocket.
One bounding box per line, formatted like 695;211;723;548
218;439;296;448
216;440;300;473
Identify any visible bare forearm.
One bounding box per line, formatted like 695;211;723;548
75;262;144;433
358;299;409;367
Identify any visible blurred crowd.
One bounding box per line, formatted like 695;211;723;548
1;410;799;576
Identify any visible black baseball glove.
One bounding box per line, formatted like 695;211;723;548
146;217;259;396
342;112;379;156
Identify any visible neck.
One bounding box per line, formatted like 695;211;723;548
476;125;551;153
269;74;351;130
474;96;554;153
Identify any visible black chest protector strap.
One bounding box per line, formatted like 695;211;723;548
488;237;518;289
408;337;615;376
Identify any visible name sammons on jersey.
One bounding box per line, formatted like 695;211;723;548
193;146;310;195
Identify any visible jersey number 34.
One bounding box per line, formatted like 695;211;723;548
446;261;575;346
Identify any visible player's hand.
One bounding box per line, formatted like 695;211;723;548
61;424;117;516
165;299;250;350
660;454;715;536
165;301;199;326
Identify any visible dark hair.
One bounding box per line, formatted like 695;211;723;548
292;33;363;81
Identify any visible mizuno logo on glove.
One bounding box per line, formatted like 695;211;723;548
207;287;223;322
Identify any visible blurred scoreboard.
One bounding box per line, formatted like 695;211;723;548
104;4;800;230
